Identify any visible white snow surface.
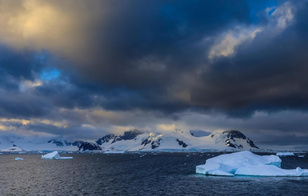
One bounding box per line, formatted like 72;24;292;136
196;151;308;177
1;146;28;152
99;130;257;152
0;136;79;151
276;152;295;156
41;151;73;160
0;130;304;152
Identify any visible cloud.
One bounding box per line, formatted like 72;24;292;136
0;0;308;147
188;1;308;116
0;0;307;117
0;0;82;57
208;1;295;60
208;26;262;60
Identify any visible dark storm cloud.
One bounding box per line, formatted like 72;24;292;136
189;0;308;116
0;46;41;90
0;90;52;118
3;0;301;116
1;0;308;147
55;0;254;113
56;0;308;116
73;0;251;83
1;0;308;117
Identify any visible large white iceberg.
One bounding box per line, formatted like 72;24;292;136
196;151;308;177
41;151;73;160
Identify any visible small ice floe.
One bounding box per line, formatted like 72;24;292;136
196;151;308;177
276;152;295;156
298;154;305;158
15;157;24;160
41;151;73;160
103;151;125;154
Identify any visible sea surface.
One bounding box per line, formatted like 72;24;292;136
0;152;307;196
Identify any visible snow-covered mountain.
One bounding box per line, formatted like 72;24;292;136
0;129;259;152
1;145;29;152
95;129;258;152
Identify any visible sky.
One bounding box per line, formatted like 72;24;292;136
0;0;308;148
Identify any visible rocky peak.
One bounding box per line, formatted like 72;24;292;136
222;130;247;140
210;130;259;149
111;129;143;143
78;142;102;151
96;134;115;145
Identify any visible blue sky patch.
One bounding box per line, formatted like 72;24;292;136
40;69;60;81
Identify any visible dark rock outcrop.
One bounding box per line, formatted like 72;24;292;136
141;136;161;149
78;142;102;151
176;139;188;148
96;134;115;145
111;130;143;143
48;139;71;147
210;130;259;149
223;130;258;149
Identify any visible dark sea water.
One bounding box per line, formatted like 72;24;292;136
0;152;308;196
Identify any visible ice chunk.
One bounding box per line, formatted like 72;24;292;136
196;151;308;177
103;150;125;154
235;165;308;176
276;152;295;156
196;151;281;175
15;157;23;160
41;151;73;160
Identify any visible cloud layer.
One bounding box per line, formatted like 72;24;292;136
0;0;308;148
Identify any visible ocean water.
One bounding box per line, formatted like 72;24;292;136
0;153;307;195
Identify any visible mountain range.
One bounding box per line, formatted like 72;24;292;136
0;130;259;152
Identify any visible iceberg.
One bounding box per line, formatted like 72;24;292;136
15;157;24;160
276;152;295;156
235;165;308;177
41;151;73;160
103;150;126;154
196;151;308;177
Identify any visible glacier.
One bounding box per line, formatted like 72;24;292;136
41;151;73;160
196;151;308;177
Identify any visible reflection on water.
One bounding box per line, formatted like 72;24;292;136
0;153;307;195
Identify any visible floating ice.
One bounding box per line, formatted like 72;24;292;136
103;151;125;154
276;152;295;156
235;165;308;177
41;151;73;160
15;157;23;160
196;151;308;177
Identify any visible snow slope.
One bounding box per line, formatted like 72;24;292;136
97;130;259;152
1;146;29;152
0;129;260;152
